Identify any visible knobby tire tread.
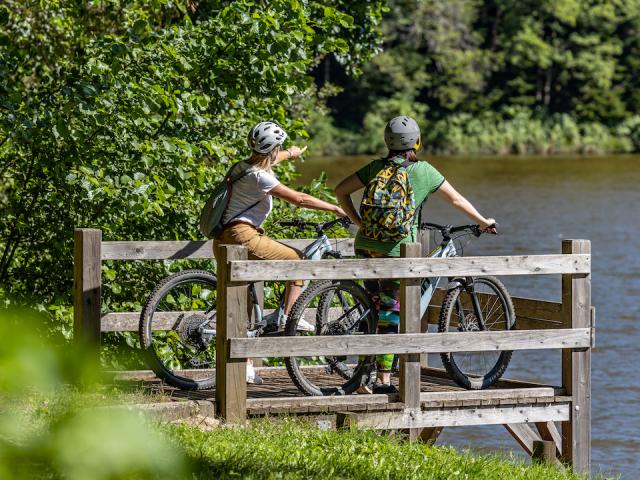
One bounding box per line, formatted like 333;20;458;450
139;269;217;391
284;280;374;396
438;275;515;390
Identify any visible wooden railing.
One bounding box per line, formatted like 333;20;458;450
214;240;592;474
72;229;593;474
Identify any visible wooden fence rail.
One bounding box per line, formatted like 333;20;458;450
72;229;592;475
214;239;592;475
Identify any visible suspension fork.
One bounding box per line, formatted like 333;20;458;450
451;277;486;331
466;278;487;330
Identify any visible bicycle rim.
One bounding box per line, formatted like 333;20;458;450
139;270;218;390
439;276;515;390
284;280;376;396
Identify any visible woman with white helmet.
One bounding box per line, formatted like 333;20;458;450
335;116;497;393
213;121;347;335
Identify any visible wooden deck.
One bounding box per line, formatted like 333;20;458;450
76;230;593;474
120;366;569;417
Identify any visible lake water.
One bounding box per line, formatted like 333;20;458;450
297;154;640;479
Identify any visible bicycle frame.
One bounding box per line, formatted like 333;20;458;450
419;237;457;319
419;232;487;331
248;233;335;330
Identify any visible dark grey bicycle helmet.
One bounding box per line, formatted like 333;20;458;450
247;121;288;154
384;116;421;151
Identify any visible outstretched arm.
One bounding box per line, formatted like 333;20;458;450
335;174;364;227
273;146;307;165
436;181;496;231
270;184;346;217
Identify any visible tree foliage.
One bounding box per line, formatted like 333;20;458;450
0;0;384;337
317;0;640;154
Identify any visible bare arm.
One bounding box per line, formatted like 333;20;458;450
270;183;346;216
436;181;496;230
273;146;307;165
335;173;364;227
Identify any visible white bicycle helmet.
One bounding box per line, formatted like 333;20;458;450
247;121;288;154
384;116;421;151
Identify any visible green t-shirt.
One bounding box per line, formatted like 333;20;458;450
354;158;445;257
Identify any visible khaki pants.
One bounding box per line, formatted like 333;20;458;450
213;223;304;286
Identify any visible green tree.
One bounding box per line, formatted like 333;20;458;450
0;1;384;336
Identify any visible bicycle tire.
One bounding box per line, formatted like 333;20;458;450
139;269;218;390
438;276;515;389
284;280;376;396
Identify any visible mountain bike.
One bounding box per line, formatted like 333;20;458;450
284;223;516;395
138;218;352;390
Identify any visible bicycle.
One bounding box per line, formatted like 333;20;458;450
138;217;353;390
284;222;516;395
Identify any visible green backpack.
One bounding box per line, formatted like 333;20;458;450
359;158;416;242
198;163;258;239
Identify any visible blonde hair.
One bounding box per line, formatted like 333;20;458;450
246;145;281;173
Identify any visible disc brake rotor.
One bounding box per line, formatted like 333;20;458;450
460;312;480;332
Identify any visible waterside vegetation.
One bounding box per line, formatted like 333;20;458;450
309;0;640;155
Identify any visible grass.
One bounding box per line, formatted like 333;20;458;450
165;419;593;480
3;385;609;479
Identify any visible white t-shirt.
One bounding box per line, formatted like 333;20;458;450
223;161;280;227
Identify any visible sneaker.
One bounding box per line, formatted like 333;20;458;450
372;383;398;394
288;317;315;333
246;366;264;385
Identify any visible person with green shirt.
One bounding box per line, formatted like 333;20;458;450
335;116;497;393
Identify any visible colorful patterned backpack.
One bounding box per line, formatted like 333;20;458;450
359;158;416;242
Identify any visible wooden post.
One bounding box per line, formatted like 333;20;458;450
532;440;557;465
216;245;248;424
418;229;430;368
73;228;102;345
561;239;591;475
400;243;422;441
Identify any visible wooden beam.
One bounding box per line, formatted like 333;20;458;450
228;254;591;282
418;427;443;444
400;243;422;441
101;296;565;332
532;440;558;465
336;403;570;429
420;387;554;404
536;421;562;455
504;423;543;455
100;307;331;332
229;328;592;358
561;239;592;475
247;394;396;411
74;228;102;345
215;245;248;424
101;238;354;260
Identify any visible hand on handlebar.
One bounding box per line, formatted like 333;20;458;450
333;206;348;218
480;218;498;235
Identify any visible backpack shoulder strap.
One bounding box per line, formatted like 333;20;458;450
223;162;262;225
383;156;413;169
226;162;254;184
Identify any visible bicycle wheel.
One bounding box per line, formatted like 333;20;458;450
438;276;515;390
284;280;376;396
139;269;218;390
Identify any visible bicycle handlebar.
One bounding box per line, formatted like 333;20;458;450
420;222;498;238
278;217;352;234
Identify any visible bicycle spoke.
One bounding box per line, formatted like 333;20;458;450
440;277;514;389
